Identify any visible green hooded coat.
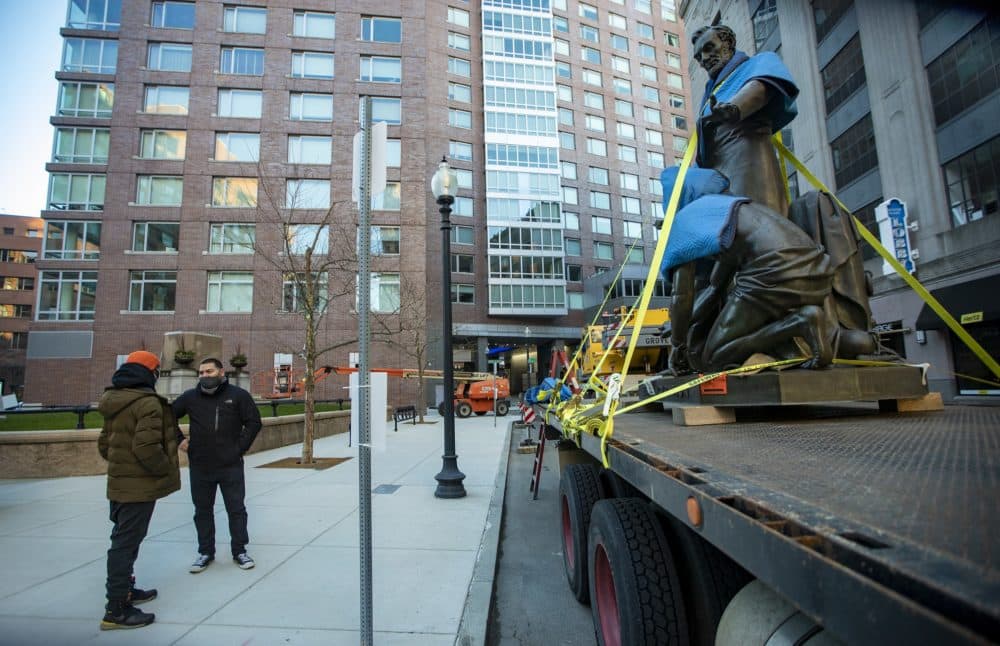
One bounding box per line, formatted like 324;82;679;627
97;388;181;502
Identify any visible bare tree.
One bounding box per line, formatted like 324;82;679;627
254;168;359;464
371;273;439;423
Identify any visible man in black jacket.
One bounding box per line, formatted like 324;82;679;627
173;357;262;573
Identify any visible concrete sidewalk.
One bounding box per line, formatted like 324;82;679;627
0;412;512;645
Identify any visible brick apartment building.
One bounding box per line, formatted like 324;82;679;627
0;215;43;399
25;0;692;405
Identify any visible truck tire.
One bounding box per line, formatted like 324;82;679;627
437;402;446;416
456;401;473;418
588;498;689;646
495;400;510;416
660;514;753;646
560;463;605;604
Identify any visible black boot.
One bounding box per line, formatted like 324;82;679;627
100;599;155;630
129;575;157;604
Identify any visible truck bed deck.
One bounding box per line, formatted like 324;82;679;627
537;401;1000;644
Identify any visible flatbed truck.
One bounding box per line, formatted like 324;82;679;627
534;389;999;645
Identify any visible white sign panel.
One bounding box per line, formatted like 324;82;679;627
875;197;916;276
349;371;387;452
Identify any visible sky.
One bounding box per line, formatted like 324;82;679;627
0;1;65;217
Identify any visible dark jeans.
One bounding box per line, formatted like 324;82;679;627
190;462;249;558
106;500;155;601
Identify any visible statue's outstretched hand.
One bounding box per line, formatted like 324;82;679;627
700;98;741;128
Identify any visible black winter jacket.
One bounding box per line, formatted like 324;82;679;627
172;381;262;467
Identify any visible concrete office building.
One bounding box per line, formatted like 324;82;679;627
25;0;692;404
680;0;999;401
0;215;44;400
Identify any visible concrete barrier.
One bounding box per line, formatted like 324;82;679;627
0;410;354;479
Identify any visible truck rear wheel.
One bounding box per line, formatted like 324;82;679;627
495;400;509;416
456;401;473;418
588;499;689;646
560;463;605;604
660;514;752;646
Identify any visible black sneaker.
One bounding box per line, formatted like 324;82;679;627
100;600;154;630
234;552;255;570
128;576;157;605
189;553;214;573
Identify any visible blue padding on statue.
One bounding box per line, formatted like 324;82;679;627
660;194;747;276
704;51;799;132
660;167;730;212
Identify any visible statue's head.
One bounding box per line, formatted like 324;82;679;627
692;25;736;77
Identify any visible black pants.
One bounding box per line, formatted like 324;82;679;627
190;462;249;558
106;501;155;601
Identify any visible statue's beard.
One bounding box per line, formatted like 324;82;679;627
704;54;728;77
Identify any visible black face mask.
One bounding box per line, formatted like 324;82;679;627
199;376;223;392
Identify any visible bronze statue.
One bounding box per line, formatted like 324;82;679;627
692;25;799;218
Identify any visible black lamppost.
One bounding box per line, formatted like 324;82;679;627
431;157;467;499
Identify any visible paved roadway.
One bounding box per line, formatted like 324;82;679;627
487;425;597;646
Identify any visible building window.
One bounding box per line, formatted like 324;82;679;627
645;107;662;124
140;129;186;160
293;10;334;38
291;51;334;79
209;223;255;254
622;196;641;214
637;22;653;39
1;277;35;290
360;56;401;83
283;272;328;312
590;191;611;210
635;0;651;14
671;114;687;130
128;271;176;312
48;173;105;211
566;264;582;281
586;138;607;156
449;57;471;77
672;136;689;153
151;1;194;29
220;46;263;75
613;78;631;97
450;253;474;274
615;99;633;117
451;284;475;304
37;271;97;320
944;135;1000;227
147;43;191;72
555;38;570;56
206;271;253;312
452;196;472;216
43;221;101;260
454;170;473;189
617;122;635;139
54;127;110;163
361;16;401;42
285;224;329;254
563;186;579;204
813;0;852;42
594;241;614;260
450;141;473;161
373;182;401;210
645;129;663;146
585;115;605;133
136;176;183;206
822;35;866;114
662;0;676;20
289;92;333;121
367;97;401;125
831;114;878;188
0;332;28;349
610;34;628;52
580;24;599;43
620;172;639;191
212;177;258;207
62;38;118;74
368;273;400;313
670;94;685;110
618;144;637;163
561;161;577;180
288;135;331;165
556;61;572;78
579;3;598;21
449;32;471;51
624;220;642;238
132;222;179;252
450;109;472;129
667;73;684;89
449;82;472;103
927;17;1000;126
588;166;609;185
451;226;474;245
581;46;601;65
626;246;645;263
448;7;470;27
565;238;582;256
285;179;330;210
649;151;665;167
643;85;660;103
554;15;569;32
218;89;262;118
752;0;779;51
223;5;266;33
0;249;36;264
67;0;120;30
371;226;400;255
208;222;257;254
58;82;114;118
666;53;681;69
143;85;187;114
214;132;259;161
592;215;612;234
582;69;602;87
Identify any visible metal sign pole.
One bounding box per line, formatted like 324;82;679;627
358;95;374;646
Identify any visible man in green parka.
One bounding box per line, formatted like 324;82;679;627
97;350;180;630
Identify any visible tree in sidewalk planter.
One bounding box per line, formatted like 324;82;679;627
253;168;428;463
370;273;439;424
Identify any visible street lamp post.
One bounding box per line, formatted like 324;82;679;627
431;157;467;499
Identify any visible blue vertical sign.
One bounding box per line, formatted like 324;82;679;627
875;198;916;275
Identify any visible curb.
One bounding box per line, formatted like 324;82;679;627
454;420;514;646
